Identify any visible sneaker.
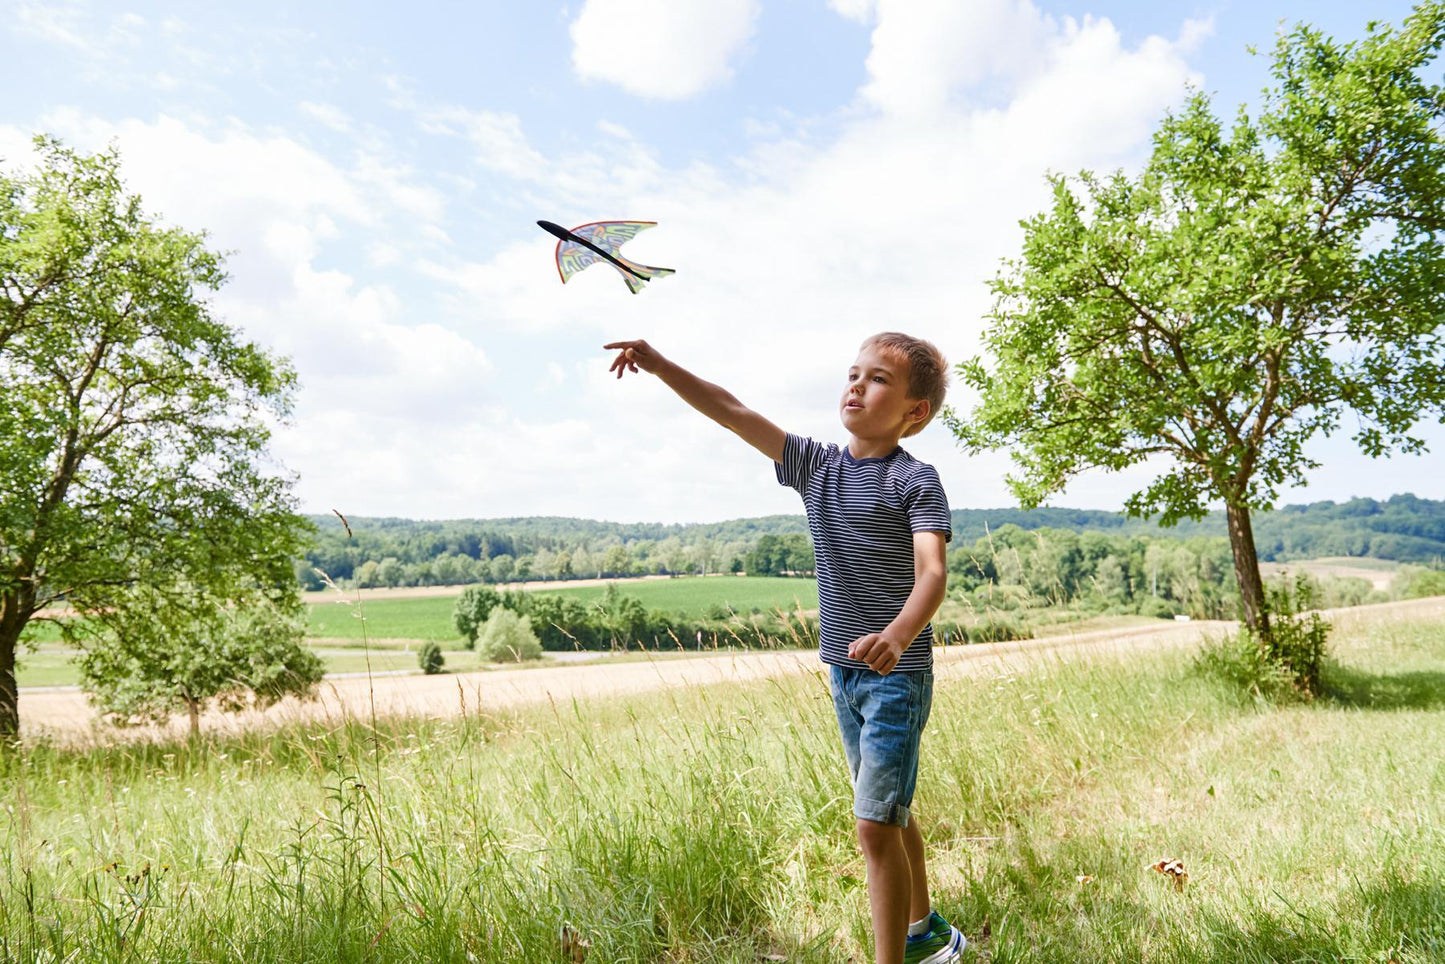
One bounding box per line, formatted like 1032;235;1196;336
902;910;966;964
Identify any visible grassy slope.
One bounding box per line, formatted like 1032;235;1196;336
3;606;1441;962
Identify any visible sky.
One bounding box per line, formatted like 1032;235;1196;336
1;0;1439;524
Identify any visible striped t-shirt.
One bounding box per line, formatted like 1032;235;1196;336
775;433;952;673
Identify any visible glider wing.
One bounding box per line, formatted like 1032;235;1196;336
555;220;657;283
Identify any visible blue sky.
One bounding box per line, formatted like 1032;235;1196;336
2;0;1438;523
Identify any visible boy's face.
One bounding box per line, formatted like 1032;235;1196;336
840;344;929;439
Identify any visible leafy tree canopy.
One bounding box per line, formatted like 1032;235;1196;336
0;137;313;740
948;5;1445;634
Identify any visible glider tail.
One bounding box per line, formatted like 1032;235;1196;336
617;258;676;295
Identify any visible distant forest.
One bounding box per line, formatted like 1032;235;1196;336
299;494;1445;590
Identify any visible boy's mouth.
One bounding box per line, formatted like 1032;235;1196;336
845;400;863;410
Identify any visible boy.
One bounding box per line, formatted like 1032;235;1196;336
604;333;964;964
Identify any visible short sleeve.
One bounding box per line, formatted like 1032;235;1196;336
902;465;952;542
775;433;828;495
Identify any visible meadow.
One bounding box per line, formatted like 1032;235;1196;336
2;603;1441;962
15;576;822;689
306;575;821;643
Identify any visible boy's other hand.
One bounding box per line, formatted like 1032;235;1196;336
849;631;908;675
604;339;666;379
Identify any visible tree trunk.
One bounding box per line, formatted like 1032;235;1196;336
0;643;16;745
1225;502;1270;641
186;696;201;740
0;592;25;744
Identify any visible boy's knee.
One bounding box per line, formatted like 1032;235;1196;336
855;817;902;858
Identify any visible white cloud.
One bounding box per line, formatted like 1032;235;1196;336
860;0;1053;115
299;100;352;133
829;0;877;24
1;111;499;519
403;0;1214;520
11;1;91;50
570;0;761;100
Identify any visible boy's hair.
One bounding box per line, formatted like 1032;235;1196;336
861;332;948;437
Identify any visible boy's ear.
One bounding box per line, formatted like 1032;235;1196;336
908;399;931;427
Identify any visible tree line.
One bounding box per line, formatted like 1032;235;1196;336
298;494;1445;591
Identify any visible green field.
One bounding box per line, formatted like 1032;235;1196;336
15;577;820;688
4;604;1442;962
307;575;819;642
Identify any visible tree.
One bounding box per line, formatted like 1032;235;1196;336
0;138;314;741
453;584;502;648
353;560;382;588
477;608;542;662
603;544;632;578
377;557;404;588
488;553;515;583
78;589;322;739
417;641;445;675
950;7;1445;643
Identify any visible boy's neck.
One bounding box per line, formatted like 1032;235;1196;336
847;433;904;460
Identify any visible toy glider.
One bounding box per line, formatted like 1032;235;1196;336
538;219;675;294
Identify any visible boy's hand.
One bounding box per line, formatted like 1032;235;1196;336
605;339;666;378
849;631;909;675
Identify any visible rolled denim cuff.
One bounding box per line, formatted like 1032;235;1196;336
854;795;911;827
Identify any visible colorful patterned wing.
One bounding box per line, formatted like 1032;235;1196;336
554;220;657;284
569;220;655;252
556;241;604;283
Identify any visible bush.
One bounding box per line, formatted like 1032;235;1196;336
1395;565;1445;600
966;613;1033;643
478;608;543;662
417;641;445;675
1258;579;1330;697
1194;631;1299;701
1196;576;1330;700
1138;596;1178;619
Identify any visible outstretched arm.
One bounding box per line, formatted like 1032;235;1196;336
605;339;786;462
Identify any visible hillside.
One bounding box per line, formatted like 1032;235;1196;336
301;494;1445;589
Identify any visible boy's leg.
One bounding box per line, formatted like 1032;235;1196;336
857;818;912;964
901;816;932;923
832;667;939;963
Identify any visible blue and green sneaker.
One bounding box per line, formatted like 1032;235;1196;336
902;910;966;964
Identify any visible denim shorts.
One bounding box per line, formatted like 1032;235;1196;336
829;665;934;827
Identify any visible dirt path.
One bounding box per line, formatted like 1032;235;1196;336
19;597;1443;746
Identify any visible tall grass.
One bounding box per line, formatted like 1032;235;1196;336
2;610;1442;962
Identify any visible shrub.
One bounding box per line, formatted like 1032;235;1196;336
1258;579;1330;697
1395;565;1445;600
966;613;1033;643
417;641;445;675
478;608;543;662
1196;576;1330;700
1194;631;1299;701
1138;596;1177;619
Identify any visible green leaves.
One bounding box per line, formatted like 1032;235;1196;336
78;586;323;733
1;137;313;738
955;5;1445;525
